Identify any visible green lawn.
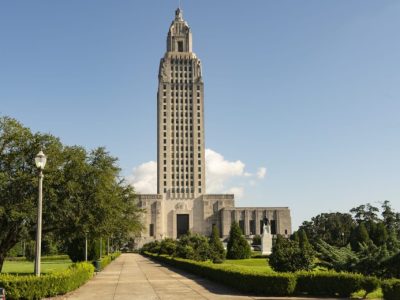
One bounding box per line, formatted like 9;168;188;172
223;258;274;272
2;259;73;274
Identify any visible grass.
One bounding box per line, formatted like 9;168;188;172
2;258;73;274
351;288;383;299
223;258;274;272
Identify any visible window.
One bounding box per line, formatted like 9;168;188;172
149;224;154;237
239;220;245;234
271;220;277;235
249;220;256;236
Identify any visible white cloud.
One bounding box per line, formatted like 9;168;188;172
256;167;267;179
127;149;267;199
126;161;157;194
205;149;245;193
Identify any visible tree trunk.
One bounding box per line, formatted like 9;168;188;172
0;253;5;273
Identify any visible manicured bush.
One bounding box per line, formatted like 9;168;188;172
295;271;380;297
175;233;210;261
269;235;314;272
209;226;225;263
140;240;161;254
144;252;296;296
159;238;177;256
227;222;251;259
382;279;400;300
0;262;94;299
143;252;382;298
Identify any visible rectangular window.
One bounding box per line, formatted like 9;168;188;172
271;220;277;235
149;224;154;237
239;220;245;234
249;220;256;236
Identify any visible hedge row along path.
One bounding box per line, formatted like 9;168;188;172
51;254;344;300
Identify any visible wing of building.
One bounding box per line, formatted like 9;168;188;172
137;8;291;246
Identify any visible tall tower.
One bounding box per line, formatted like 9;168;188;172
136;8;291;246
157;8;205;199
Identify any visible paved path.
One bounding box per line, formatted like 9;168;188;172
59;253;343;300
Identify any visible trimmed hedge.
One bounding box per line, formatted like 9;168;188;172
382;279;400;300
295;271;380;297
143;252;381;297
0;262;94;299
144;252;296;296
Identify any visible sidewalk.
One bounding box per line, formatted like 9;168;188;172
56;253;344;300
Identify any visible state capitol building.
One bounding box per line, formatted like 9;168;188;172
137;9;291;246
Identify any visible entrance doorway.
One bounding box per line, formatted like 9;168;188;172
177;214;189;238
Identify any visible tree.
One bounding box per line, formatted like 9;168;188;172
350;222;370;251
209;225;225;263
269;234;314;272
226;221;251;259
314;239;358;271
0;116;143;270
350;203;380;224
298;212;355;247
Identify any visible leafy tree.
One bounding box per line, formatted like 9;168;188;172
314;239;358;271
299;213;355;247
269;234;314;272
209;225;225;263
371;222;388;246
382;251;400;278
226;221;251;259
350;222;370;251
0;116;143;270
350;203;380;223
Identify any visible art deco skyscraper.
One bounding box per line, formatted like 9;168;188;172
136;8;291;245
157;8;205;199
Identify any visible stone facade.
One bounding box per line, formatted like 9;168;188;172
136;9;292;247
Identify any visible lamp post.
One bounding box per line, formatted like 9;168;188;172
34;150;47;276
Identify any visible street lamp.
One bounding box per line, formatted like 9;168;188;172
34;150;47;276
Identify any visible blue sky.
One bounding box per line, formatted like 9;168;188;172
1;1;399;229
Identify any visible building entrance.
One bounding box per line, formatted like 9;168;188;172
177;214;189;238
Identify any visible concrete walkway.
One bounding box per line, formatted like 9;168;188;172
58;253;343;300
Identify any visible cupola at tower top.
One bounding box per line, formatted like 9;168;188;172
167;8;192;53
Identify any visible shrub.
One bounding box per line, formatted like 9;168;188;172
269;235;314;272
295;271;380;297
175;233;210;261
382;279;400;300
382;251;400;278
159;238;177;256
0;262;94;299
140;241;161;254
209;226;225;263
144;252;296;296
227;222;251;259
